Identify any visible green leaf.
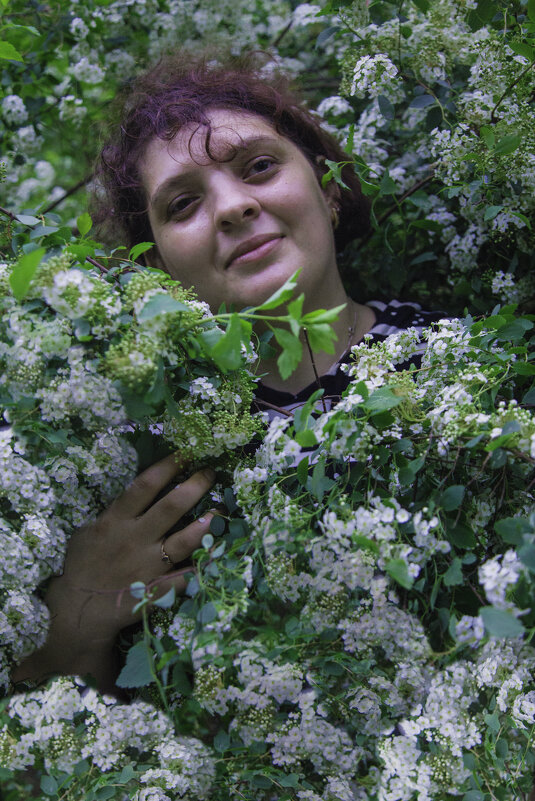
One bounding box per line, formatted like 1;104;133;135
172;661;193;695
153;586;176;608
467;0;498;31
15;213;40;226
484;205;503;221
508;40;535;61
214;730;231;752
529;0;535;21
480;125;495;148
443;557;463;587
310;459;335;500
254;269;300;311
301;303;346;325
378;94;395;119
116;641;154;687
305;323;337;354
0;40;24;61
138;293;190;321
412;0;430;10
494;134;521;156
386;558;413;590
129;241;154;262
322;159;350;190
198;602;217;623
279;774;300;788
379;171;397;195
40;775;58;796
480;606;525;638
409;94;436;109
210;515;226;536
274;327;303;380
518;544;535;572
76;212;92;236
9;247;45;300
440;484;465;511
210;314;245;372
463;792;485;801
296;429;317;447
364;386;403;412
522;386;535;405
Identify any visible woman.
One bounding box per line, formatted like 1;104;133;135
13;54;441;693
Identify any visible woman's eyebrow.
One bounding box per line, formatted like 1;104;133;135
149;133;282;212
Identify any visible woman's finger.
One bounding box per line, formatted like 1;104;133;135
112;452;187;518
143;468;216;535
147;569;192;600
160;513;215;565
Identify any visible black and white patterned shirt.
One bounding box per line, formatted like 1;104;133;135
254;300;445;421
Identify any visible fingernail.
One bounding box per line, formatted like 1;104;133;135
198;513;214;524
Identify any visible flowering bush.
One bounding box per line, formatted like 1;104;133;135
1;0;535;800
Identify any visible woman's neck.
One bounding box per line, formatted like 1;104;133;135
257;299;376;395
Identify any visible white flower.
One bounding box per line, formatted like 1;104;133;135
2;95;28;125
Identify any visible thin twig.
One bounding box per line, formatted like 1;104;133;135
303;327;328;413
491;59;535;123
42;174;92;214
253;398;293;417
271;19;293;47
0;205;17;221
86;255;110;273
356;172;435;250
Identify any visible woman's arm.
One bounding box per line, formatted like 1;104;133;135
12;452;216;694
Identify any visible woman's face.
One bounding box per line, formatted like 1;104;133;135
139;109;339;312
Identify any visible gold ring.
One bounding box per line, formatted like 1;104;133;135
160;540;173;564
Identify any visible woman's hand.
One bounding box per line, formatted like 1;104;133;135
13;453;216;693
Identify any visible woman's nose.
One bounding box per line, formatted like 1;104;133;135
212;177;261;229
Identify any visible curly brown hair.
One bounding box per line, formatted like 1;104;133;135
94;52;370;253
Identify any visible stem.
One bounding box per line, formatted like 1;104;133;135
355;172;435;250
142;603;170;713
303;328;328;413
41;174;92;214
0;205;17;221
491;59;535;123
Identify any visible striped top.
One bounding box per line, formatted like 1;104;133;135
254;300;445;421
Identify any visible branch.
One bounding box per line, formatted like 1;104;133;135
491;59;535;123
0;205;17;221
355;172;435;251
42;174;92;214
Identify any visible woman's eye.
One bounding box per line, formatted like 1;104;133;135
168;196;197;218
247;158;276;177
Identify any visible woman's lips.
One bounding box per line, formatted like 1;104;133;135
226;235;283;268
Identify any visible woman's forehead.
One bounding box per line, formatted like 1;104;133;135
145;109;284;169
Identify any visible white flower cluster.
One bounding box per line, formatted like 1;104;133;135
0;677;215;799
348;54;402;102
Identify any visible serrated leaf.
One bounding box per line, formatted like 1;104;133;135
443;557;463;587
301;303;346;325
129;241;154;262
508;40;535;61
494;134;521;156
480;606;524;638
305;322;337;354
480;125;495;148
0;41;24;61
116;641;154;687
9;247;45;300
138;293;190;321
274;327;303;380
254;269;300;311
210;313;245;371
364;386;403;412
76;212;92;236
